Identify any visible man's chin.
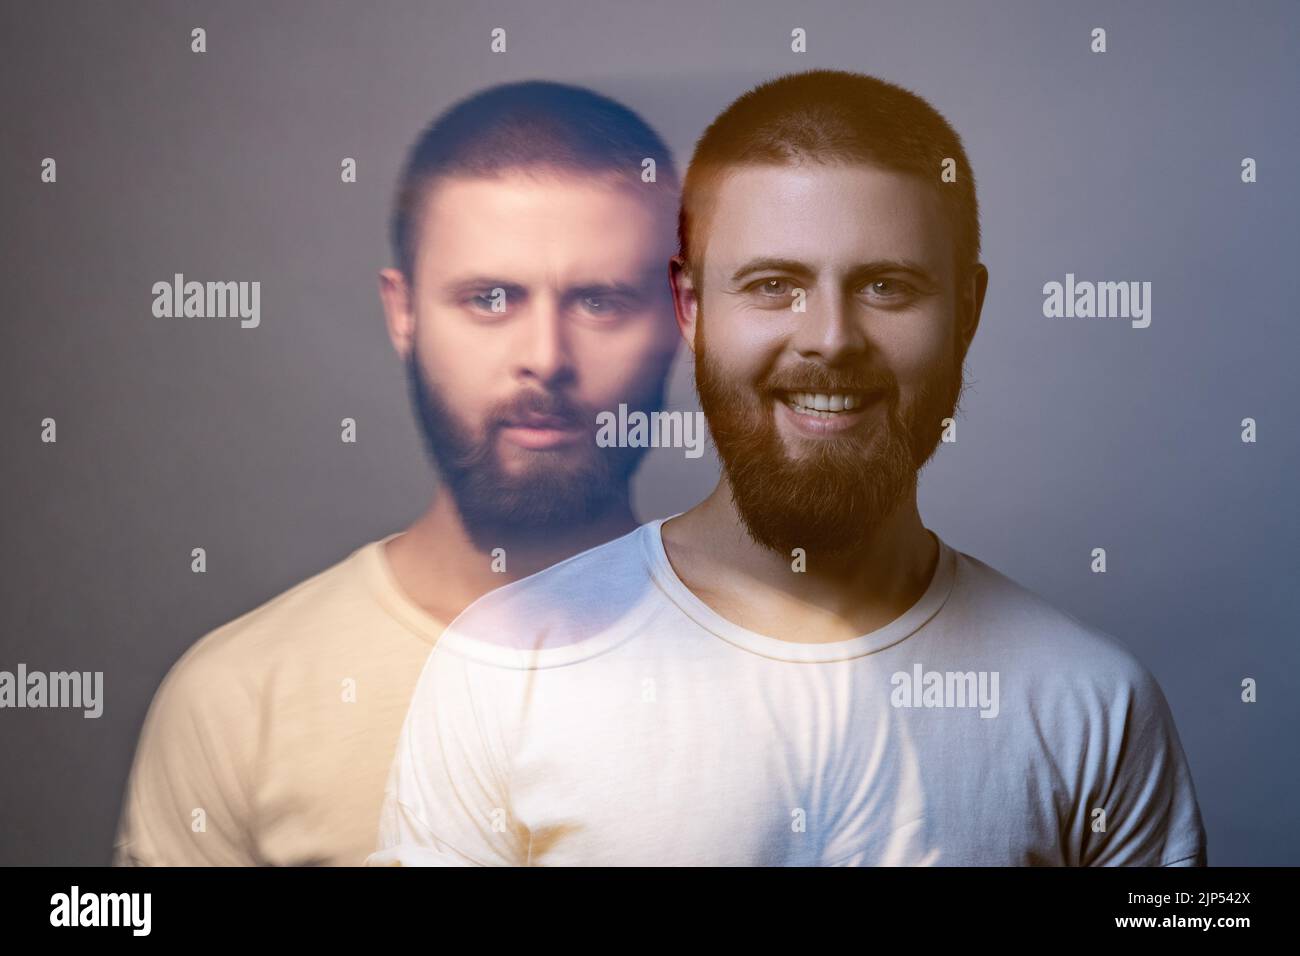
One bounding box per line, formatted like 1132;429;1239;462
767;418;889;474
491;442;607;485
722;442;918;557
772;432;884;468
444;454;629;545
451;483;605;544
494;444;589;476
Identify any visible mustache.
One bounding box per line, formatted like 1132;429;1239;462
490;388;587;429
761;364;898;397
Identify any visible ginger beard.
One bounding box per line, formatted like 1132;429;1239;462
405;350;663;546
694;309;966;560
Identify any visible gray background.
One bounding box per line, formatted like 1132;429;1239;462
1;0;1296;865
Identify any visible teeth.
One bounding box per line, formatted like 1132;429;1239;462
787;392;866;415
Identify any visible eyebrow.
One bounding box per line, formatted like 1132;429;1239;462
568;282;651;299
444;277;525;296
730;257;938;286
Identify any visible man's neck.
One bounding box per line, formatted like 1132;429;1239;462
384;491;639;624
660;482;939;644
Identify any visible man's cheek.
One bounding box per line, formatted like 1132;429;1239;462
459;407;499;449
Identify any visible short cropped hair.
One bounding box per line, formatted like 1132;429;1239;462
391;80;679;284
678;69;980;285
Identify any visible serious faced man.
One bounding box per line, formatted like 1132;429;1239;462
113;81;680;865
371;70;1206;866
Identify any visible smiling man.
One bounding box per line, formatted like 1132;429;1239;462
113;81;680;866
371;70;1207;866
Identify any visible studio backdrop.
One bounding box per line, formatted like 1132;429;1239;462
1;0;1296;865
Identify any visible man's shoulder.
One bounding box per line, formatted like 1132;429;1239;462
946;545;1161;696
160;538;383;691
437;524;654;663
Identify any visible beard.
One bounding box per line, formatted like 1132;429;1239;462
694;317;966;561
405;350;661;548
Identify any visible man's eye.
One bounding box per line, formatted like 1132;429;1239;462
749;278;796;298
863;279;915;298
577;295;629;318
466;290;509;314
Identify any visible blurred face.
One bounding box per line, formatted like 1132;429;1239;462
675;162;970;558
400;171;678;542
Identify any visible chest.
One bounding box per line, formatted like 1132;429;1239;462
506;666;1070;865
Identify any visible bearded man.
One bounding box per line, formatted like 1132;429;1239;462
370;70;1207;867
114;80;680;865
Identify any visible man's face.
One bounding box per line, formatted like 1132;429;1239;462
679;163;970;558
399;171;678;543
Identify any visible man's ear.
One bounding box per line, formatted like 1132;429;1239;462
378;268;416;360
958;262;989;355
668;255;700;354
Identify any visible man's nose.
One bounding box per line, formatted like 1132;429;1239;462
512;294;575;387
789;288;870;365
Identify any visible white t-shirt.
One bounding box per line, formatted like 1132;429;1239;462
371;519;1207;866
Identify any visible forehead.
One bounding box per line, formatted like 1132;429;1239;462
701;163;951;279
416;171;671;283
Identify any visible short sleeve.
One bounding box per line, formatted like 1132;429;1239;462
113;648;262;866
1082;665;1207;867
368;643;528;867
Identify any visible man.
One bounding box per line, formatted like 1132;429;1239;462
371;70;1207;866
113;81;681;865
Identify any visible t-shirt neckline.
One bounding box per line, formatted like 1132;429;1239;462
358;532;446;646
640;516;957;663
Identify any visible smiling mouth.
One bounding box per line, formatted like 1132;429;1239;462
777;389;884;418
